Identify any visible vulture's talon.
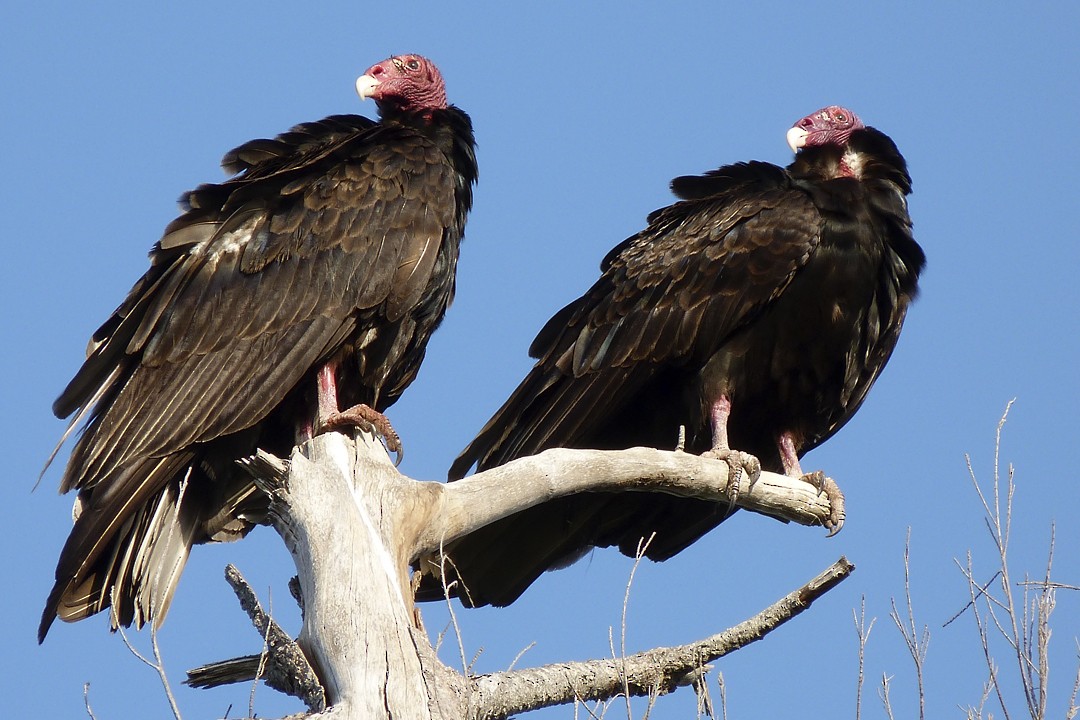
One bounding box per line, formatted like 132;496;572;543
702;448;762;506
319;404;404;465
800;469;827;493
799;471;845;535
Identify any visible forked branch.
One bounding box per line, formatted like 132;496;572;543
189;431;848;719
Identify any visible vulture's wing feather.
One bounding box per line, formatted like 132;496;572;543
433;123;922;609
60;124;454;493
439;167;828;606
42;101;474;640
453;167;823;478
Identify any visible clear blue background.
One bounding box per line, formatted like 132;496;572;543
3;3;1078;718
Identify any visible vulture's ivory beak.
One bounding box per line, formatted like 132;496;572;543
356;74;380;100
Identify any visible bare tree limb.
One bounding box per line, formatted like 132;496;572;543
422;447;839;555
185;565;326;712
468;557;854;719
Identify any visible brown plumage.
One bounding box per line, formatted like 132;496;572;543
430;106;923;607
40;54;477;641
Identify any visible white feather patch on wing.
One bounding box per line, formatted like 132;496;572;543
205;214;260;259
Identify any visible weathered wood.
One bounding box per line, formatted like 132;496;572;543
206;430;848;719
468;557;855;718
184;564;325;711
422;446;839;556
267;433;462;718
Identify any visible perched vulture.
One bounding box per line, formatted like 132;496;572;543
40;54;477;641
432;106;924;607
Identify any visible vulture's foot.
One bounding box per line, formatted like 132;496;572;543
799;470;845;536
702;447;761;507
319;404;404;465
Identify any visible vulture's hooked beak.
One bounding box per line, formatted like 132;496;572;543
356;74;380;100
786;126;808;153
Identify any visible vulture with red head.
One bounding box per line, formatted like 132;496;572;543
40;54;477;641
434;106;923;607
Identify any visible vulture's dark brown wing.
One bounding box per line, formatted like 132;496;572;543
60;125;456;488
437;162;827;606
453;162;821;476
42;111;476;639
433;131;922;609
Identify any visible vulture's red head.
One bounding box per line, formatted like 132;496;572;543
787;106;864;152
356;54;447;114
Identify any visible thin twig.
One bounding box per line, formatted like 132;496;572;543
620;533;656;720
958;678;995;720
151;627;184;720
943;571;1002;628
642;682;661;720
716;672;728;720
116;620;183;720
853;594;876;720
1035;525;1056;718
991;403;1039;719
508;642;536;672
962;551;1010;720
888;528;928;720
880;673;896;720
606;624;618;711
1067;639;1080;720
249;589;273;718
470;648;486;676
692;670;714;719
438;541;471;676
1016;581;1080;591
83;683;98;720
960;401;1031;720
434;621;449;654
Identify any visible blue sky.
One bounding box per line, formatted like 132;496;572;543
4;3;1079;718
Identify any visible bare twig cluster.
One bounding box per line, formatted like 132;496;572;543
859;401;1079;720
953;401;1079;720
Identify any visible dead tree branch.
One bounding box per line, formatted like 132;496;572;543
425;446;839;553
469;557;854;719
185;564;325;712
189;431;847;719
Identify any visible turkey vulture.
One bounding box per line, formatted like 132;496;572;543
40;54;477;641
432;106;923;607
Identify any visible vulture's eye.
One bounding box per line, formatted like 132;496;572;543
406;58;421;71
836;113;846;122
